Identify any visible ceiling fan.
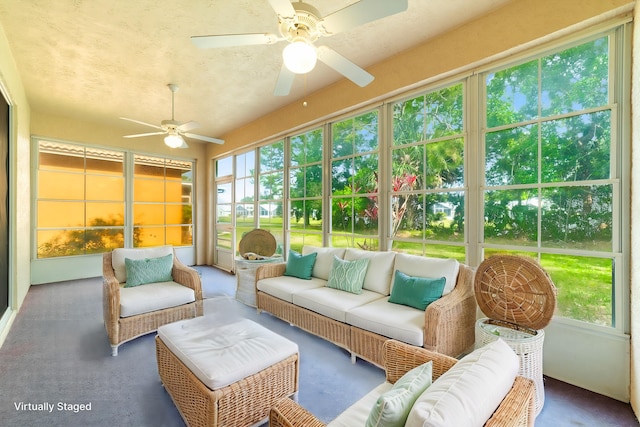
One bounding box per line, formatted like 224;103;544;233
191;0;408;96
121;84;224;148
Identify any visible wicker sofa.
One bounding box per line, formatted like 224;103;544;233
255;246;476;366
270;339;535;427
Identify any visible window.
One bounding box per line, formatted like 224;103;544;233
35;140;195;257
235;151;256;251
391;84;466;261
133;155;194;248
482;35;622;327
214;156;234;251
36;140;125;258
212;25;629;331
330;111;379;249
288;128;323;251
258;141;285;254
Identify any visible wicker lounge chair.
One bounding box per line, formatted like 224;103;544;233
270;339;535;427
102;247;203;356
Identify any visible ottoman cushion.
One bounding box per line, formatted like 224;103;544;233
157;317;298;390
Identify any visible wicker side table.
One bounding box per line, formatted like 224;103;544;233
474;255;556;417
235;256;282;307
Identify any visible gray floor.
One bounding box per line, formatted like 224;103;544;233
194;265;640;427
0;265;637;426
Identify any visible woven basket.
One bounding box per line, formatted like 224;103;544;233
474;255;557;330
474;255;557;416
239;228;277;257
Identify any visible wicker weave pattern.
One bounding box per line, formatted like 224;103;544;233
269;339;535;427
474;255;556;330
256;262;476;364
102;250;203;355
258;292;351;350
156;336;299;427
349;327;388;366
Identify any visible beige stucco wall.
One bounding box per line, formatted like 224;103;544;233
631;4;640;418
29;112;210;266
0;22;31;345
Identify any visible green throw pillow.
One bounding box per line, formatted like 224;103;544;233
365;361;433;427
388;270;446;310
124;254;173;288
326;256;370;294
284;250;317;280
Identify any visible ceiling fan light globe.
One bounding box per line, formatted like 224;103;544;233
283;41;317;74
164;133;185;148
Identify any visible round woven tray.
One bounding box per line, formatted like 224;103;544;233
474;255;557;330
238;229;276;257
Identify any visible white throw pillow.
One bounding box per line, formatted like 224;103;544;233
344;248;396;295
405;339;519;427
302;246;346;280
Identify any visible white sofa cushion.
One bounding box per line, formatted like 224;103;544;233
302;246;346;280
344;248;396;295
293;287;385;323
257;276;327;303
392;253;459;296
346;298;425;346
112;246;174;283
157;318;298;390
405;338;519;427
119;281;195;317
328;382;393;427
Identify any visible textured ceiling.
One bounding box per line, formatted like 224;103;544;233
0;0;513;144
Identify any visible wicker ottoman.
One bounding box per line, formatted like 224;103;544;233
156;317;299;427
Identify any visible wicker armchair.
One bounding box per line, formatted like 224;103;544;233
270;340;535;427
103;248;203;356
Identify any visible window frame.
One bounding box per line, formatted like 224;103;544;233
33;137;196;258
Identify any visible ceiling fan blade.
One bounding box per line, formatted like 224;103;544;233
120;117;163;130
316;46;374;87
184;133;225;144
178;121;200;132
191;33;279;49
321;0;408;35
266;0;296;18
123;131;167;138
274;64;296;96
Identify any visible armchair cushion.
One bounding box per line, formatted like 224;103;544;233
124;253;173;287
112;246;174;283
119;281;196;318
405;338;519;427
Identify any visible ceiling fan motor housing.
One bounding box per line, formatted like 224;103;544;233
279;2;325;43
